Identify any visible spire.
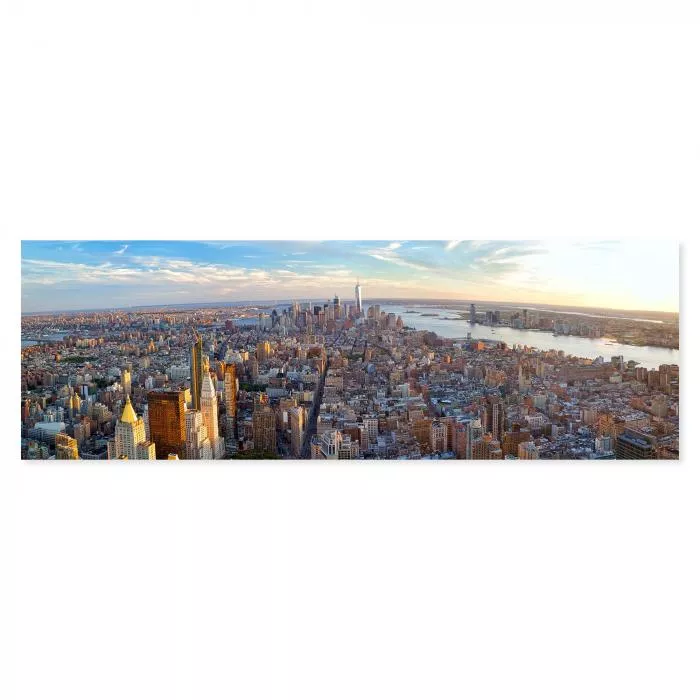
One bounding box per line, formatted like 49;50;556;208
120;395;138;424
201;371;215;398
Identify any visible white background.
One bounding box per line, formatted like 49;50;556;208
1;3;698;700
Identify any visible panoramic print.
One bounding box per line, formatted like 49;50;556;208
21;240;679;460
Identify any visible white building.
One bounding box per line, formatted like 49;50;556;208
201;372;225;458
185;409;212;460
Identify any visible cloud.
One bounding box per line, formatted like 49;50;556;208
365;243;435;272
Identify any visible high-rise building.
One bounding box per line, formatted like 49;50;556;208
201;372;224;459
185;409;212;460
55;432;79;459
355;279;363;315
469;304;476;324
256;341;271;362
289;406;305;457
190;334;204;411
481;396;505;441
430;420;448;453
465;419;483;459
147;390;187;459
253;404;277;455
114;395;154;460
223;363;237;440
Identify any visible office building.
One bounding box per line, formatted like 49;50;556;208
114;396;154;460
190;334;204;411
355;279;363;315
185;409;212;460
201;372;225;458
224;362;237;440
147;390;187;459
289;406;305;457
481;396;505;441
253;404;277;455
615;429;655;459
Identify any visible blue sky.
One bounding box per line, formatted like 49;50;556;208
21;240;679;313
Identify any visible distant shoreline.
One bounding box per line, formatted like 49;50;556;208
21;297;678;319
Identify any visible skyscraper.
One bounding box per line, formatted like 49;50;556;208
147;390;187;459
355;279;363;315
223;362;237;441
469;304;476;324
190;333;204;411
114;395;154;460
201;371;225;458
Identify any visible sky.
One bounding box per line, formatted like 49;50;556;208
21;240;679;313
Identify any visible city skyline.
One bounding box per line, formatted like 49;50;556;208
21;240;679;313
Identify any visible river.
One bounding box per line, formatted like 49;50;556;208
382;305;680;369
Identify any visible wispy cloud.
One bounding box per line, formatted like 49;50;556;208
365;243;435;272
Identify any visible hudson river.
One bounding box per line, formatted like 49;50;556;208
382;305;679;369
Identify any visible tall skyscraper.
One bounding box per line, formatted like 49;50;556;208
201;371;224;458
355;279;363;315
190;333;204;411
147;390;187;459
114;395;154;460
223;362;237;441
469;304;476;324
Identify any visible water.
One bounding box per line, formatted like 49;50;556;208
384;305;680;369
21;333;67;348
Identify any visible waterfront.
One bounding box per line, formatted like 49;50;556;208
382;305;680;368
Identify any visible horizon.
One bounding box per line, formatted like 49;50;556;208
21;296;679;318
21;240;680;314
